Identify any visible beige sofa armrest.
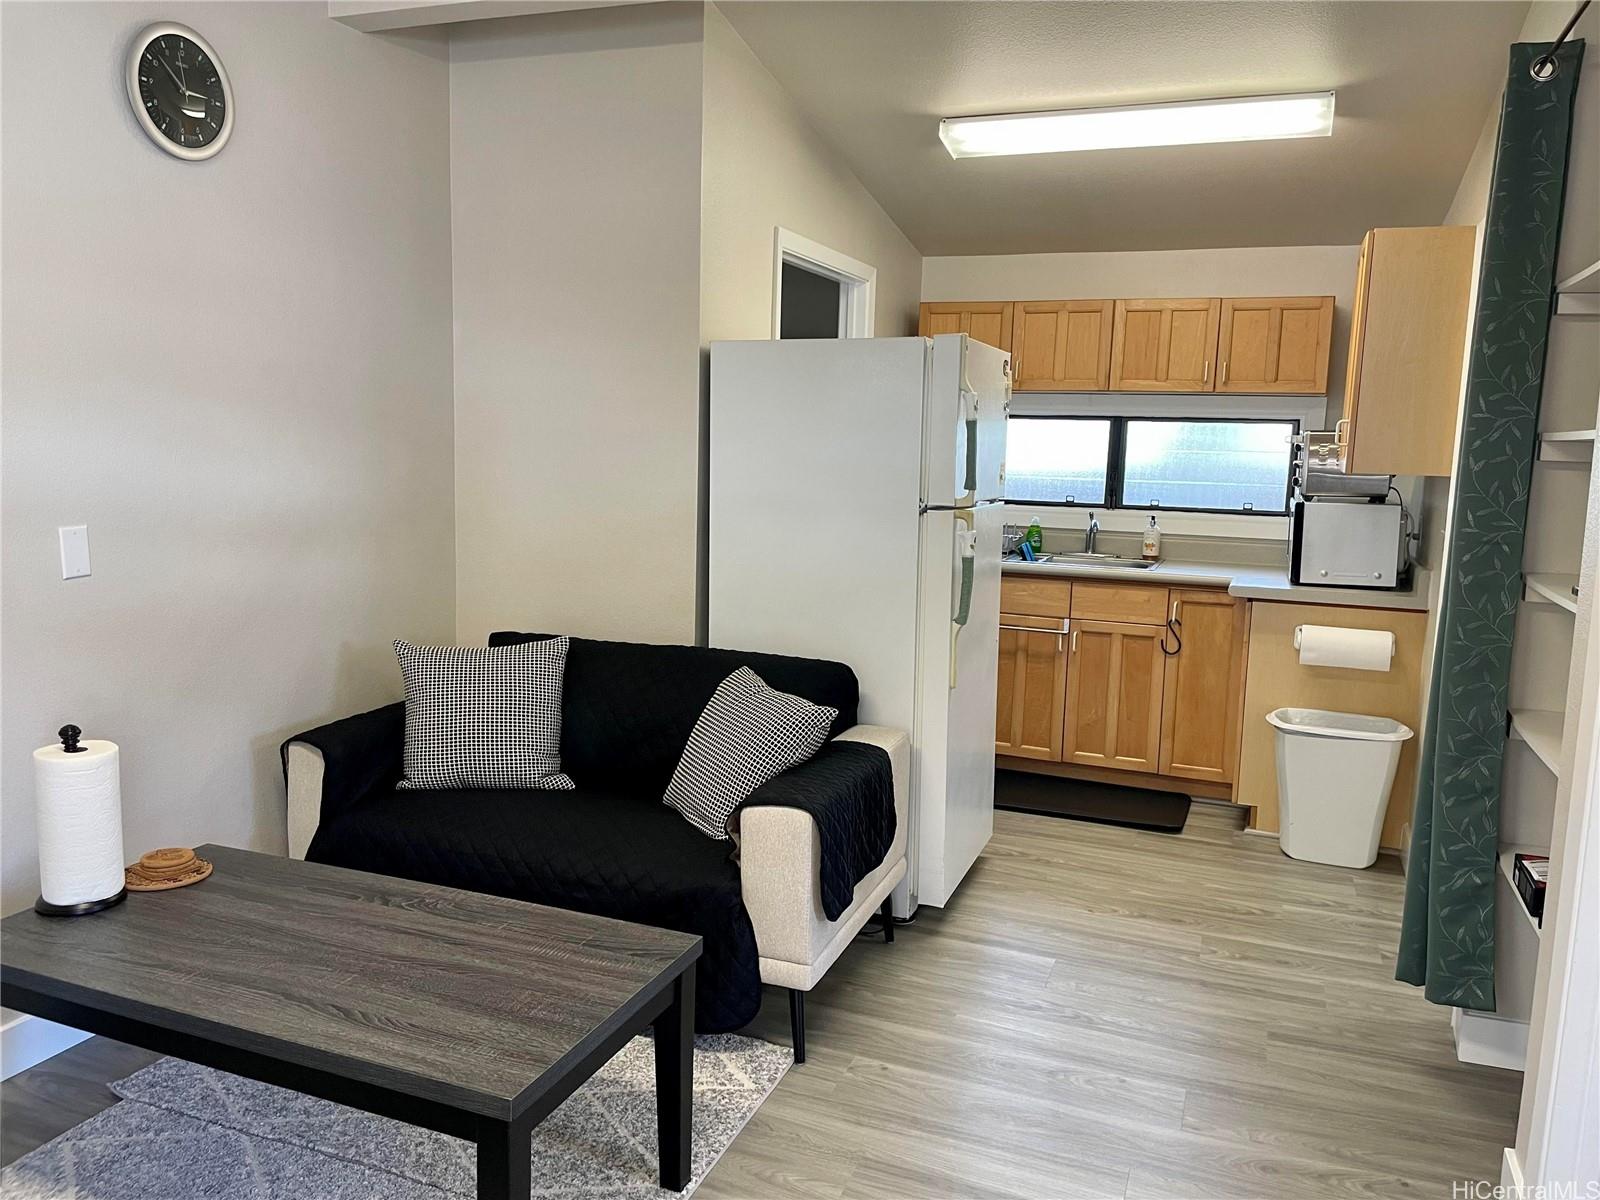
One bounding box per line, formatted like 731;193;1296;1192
285;741;325;860
739;724;909;972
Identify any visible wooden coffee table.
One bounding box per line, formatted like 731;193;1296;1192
0;845;702;1199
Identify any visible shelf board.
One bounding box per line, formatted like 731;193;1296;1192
1538;429;1596;463
1498;848;1547;940
1509;709;1564;776
1525;573;1579;613
1557;292;1599;317
1556;258;1600;294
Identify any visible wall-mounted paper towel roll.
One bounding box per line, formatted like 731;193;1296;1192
33;730;125;910
1294;624;1395;672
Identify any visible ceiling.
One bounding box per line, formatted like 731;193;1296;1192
719;1;1530;255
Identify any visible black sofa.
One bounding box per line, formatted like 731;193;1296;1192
282;635;905;1054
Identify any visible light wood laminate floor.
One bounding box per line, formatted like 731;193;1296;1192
3;807;1520;1197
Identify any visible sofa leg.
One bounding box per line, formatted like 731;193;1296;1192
788;989;806;1064
879;898;894;944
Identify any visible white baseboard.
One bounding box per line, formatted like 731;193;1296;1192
1452;1006;1528;1071
0;1011;91;1081
1501;1146;1524;1191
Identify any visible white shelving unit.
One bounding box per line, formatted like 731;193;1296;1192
1536;429;1595;462
1502;23;1600;1187
1555;257;1600;294
1498;849;1546;940
1509;709;1566;775
1487;104;1600;1085
1524;573;1579;613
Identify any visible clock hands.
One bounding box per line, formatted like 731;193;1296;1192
154;46;211;118
155;52;185;92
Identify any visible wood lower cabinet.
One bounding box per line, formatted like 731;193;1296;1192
1216;297;1334;395
996;576;1251;796
1158;589;1248;783
995;613;1069;761
918;302;1013;352
1010;300;1114;391
1063;619;1167;773
1110;299;1220;392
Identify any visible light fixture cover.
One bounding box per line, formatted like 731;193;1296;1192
939;91;1336;159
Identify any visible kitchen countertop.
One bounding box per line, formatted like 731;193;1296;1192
1002;557;1432;612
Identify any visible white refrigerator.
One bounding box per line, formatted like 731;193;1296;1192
708;333;1010;915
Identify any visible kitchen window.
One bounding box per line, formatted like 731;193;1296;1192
1005;415;1298;515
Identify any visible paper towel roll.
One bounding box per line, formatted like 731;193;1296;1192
33;737;125;906
1294;624;1395;672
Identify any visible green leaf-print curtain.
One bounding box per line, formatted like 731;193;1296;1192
1397;39;1585;1010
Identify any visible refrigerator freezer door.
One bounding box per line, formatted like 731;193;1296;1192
910;500;1003;909
926;334;1011;508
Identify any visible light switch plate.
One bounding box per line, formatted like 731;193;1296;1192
58;526;90;579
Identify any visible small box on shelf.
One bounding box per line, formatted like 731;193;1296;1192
1513;853;1549;927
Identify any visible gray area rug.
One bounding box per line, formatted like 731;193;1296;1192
0;1033;790;1199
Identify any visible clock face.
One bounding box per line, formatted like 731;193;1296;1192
126;25;233;160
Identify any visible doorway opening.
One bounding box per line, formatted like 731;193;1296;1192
771;228;876;339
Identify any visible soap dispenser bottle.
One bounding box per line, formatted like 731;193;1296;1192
1026;517;1044;554
1142;515;1162;561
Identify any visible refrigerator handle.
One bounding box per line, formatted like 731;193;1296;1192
957;388;979;507
949;508;978;688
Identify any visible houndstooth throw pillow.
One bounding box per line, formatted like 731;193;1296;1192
664;666;837;839
394;638;575;790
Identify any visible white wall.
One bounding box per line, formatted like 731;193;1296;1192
0;2;457;916
699;3;922;344
450;4;706;646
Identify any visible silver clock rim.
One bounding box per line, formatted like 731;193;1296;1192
125;22;234;162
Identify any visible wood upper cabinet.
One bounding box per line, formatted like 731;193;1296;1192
996;612;1069;761
1063;619;1167;773
1110;299;1221;392
1216;297;1334;395
1340;227;1475;477
1158;590;1248;783
919;302;1013;352
1010;301;1114;391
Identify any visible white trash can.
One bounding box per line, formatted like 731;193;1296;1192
1266;708;1414;868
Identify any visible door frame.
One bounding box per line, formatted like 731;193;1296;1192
772;228;876;339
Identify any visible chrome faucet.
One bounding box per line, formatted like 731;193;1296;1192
1084;511;1100;554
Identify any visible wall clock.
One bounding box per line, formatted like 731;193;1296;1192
125;23;233;161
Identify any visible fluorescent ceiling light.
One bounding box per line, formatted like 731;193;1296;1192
939;91;1336;159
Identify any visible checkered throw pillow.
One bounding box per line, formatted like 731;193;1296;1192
394;638;575;790
664;666;837;839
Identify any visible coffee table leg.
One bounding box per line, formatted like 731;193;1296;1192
477;1114;531;1200
653;969;694;1191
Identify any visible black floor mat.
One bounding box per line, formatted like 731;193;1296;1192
995;769;1191;833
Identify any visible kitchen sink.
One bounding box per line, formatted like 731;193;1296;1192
1004;552;1159;570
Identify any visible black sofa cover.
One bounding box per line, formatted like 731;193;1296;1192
290;635;889;1033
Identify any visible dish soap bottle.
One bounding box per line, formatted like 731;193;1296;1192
1141;515;1162;561
1026;517;1044;555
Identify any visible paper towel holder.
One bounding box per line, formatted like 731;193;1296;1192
34;722;129;918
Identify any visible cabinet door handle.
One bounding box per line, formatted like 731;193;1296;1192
1000;622;1070;653
1161;617;1183;656
1071;629;1079;654
1219;359;1228;386
1203;359;1210;384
